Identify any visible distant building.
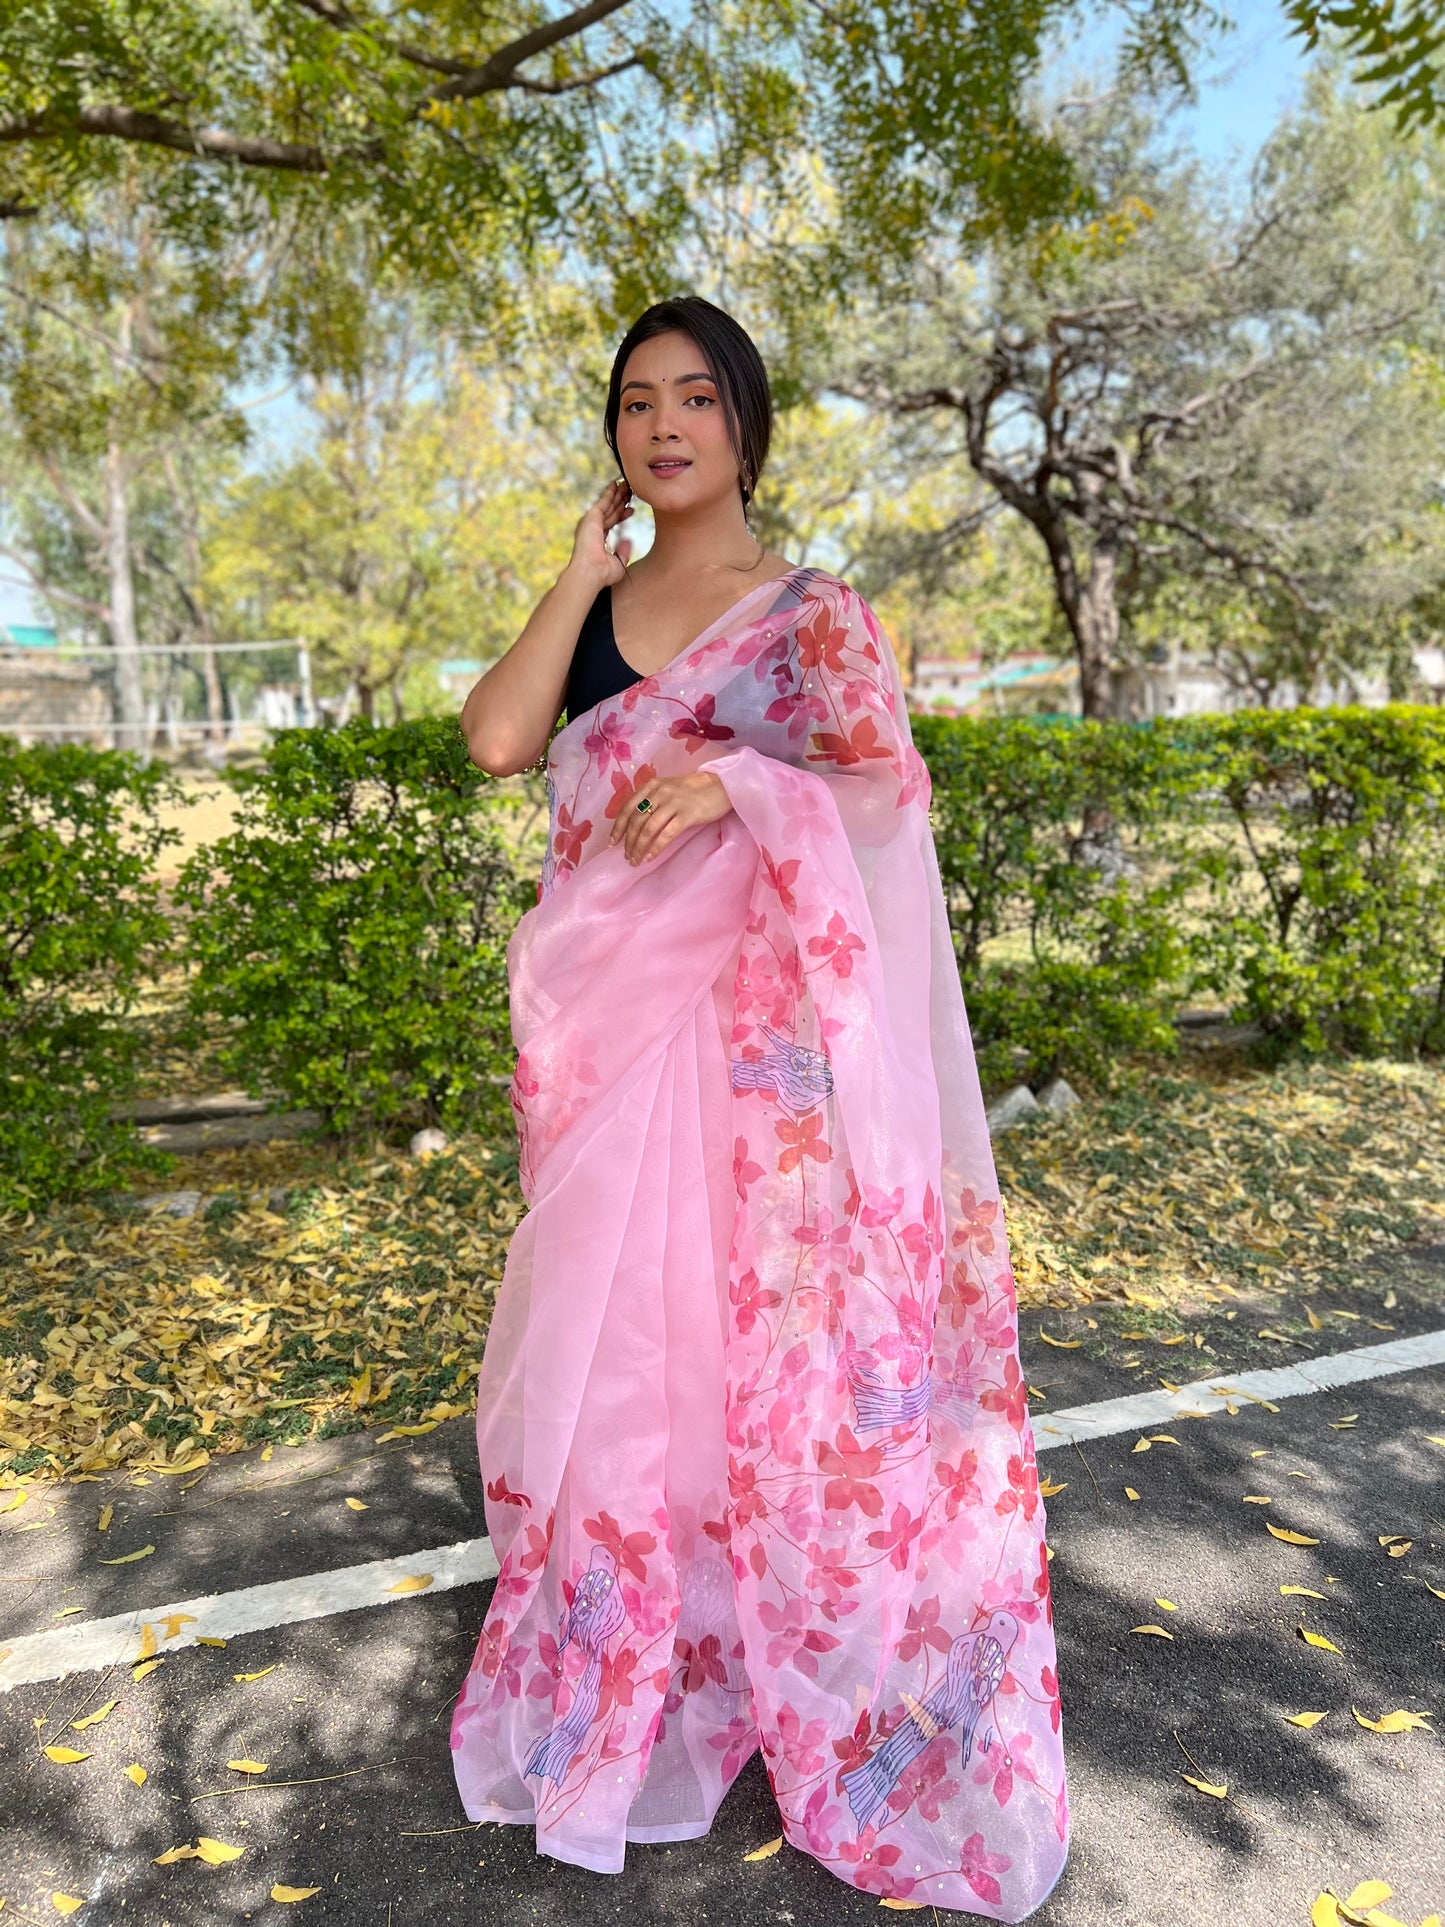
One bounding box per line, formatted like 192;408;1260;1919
908;652;1078;718
0;624;113;744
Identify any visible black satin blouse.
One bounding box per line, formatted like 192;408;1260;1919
563;586;639;724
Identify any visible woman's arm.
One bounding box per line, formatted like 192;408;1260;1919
461;480;632;777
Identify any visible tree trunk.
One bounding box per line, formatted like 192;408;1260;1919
104;440;147;750
1072;540;1119;723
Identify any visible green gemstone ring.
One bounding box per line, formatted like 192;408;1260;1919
636;797;653;813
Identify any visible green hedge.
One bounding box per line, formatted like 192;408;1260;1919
175;719;532;1135
0;740;180;1210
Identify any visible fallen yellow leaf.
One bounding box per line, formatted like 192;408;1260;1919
98;1504;113;1531
1150;1435;1180;1446
1378;1535;1408;1547
344;1497;369;1511
1179;1773;1227;1797
154;1844;198;1865
196;1636;228;1647
1038;1329;1080;1349
42;1746;90;1763
233;1666;276;1682
260;1445;274;1462
161;1613;197;1640
226;1758;269;1774
1426;1436;1445;1448
1344;1882;1394;1911
1038;1478;1068;1498
1250;1449;1271;1458
133;1658;165;1681
1154;1599;1178;1612
194;1837;245;1865
137;1623;157;1661
1298;1628;1343;1655
51;1896;84;1915
1132;1439;1151;1454
1312;1897;1343;1927
1267;1524;1320;1546
1281;1586;1326;1599
1305;1306;1323;1330
71;1700;118;1731
1243;1495;1272;1505
743;1836;783;1861
124;1763;148;1785
0;1488;28;1513
1351;1708;1433;1734
99;1544;155;1565
879;1903;926;1913
1125;1487;1141;1501
271;1887;323;1904
1157;1334;1187;1346
1131;1625;1174;1639
377;1421;439;1440
389;1573;434;1594
1284;1710;1328;1727
1386;1541;1412;1559
1425;1583;1445;1602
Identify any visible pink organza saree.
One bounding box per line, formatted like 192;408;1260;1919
450;567;1069;1917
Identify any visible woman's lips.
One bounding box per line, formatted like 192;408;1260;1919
648;459;691;474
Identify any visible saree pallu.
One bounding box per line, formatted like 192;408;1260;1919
450;567;1069;1918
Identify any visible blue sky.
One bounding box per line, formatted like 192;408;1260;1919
0;6;1309;631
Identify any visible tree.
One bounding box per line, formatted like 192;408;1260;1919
837;74;1445;718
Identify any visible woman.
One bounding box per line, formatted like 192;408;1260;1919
452;296;1068;1919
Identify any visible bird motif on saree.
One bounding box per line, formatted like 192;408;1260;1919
729;1025;834;1112
839;1611;1019;1834
522;1546;629;1787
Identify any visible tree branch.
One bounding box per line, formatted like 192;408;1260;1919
0;106;327;172
421;0;638;105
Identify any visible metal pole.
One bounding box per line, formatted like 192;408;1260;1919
297;642;316;727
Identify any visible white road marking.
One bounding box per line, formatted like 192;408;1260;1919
3;1326;1440;1694
1032;1325;1445;1448
0;1538;498;1694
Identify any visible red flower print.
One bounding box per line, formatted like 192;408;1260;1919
806;909;864;978
599;1644;642;1711
518;1514;554;1572
733;1134;765;1198
605;761;657;817
705;1715;755;1782
938;1449;981;1520
775;1108;831;1175
797;605;851;677
1041;1663;1062;1732
995;1452;1041;1524
898;1593;953;1662
583;709;633;772
582;1509;656;1583
858;1182;903;1227
766;687;829;742
730;1265;782;1336
675;1634;728;1694
888;1739;959;1823
805;1540;859;1614
799;1781;843;1856
552;801;592;868
959;1831;1012;1908
836;1828;908;1896
670;693;734;752
951;1187;999;1255
776;1702;829;1776
814;1424;886;1518
807;713;894;768
1036;1538;1054;1623
727;1454;767;1527
980;1354;1028;1431
761;846;803;913
484;1473;529;1509
866;1500;924;1572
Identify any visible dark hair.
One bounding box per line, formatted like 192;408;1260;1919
603;296;772;508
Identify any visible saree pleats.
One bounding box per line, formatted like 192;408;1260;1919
452;568;1068;1917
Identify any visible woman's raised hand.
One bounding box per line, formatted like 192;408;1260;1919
570;478;634;587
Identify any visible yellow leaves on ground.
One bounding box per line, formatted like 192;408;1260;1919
1378;1536;1412;1558
1257;1329;1296;1344
99;1545;155;1565
226;1757;269;1774
389;1573;433;1595
743;1836;783;1861
42;1746;91;1763
1179;1773;1228;1797
1131;1625;1174;1639
272;1886;323;1904
137;1623;157;1661
124;1763;148;1785
1285;1711;1329;1727
377;1421;440;1441
1038;1477;1067;1498
344;1496;369;1511
98;1505;113;1531
1154;1599;1178;1612
1268;1524;1321;1546
0;1486;27;1512
1244;1495;1273;1504
1352;1708;1433;1734
1132;1438;1152;1454
1328;1415;1359;1431
1038;1329;1080;1348
71;1700;118;1731
51;1896;84;1915
1282;1586;1327;1599
1312;1880;1422;1927
1125;1487;1141;1501
155;1837;244;1866
233;1666;276;1682
161;1612;197;1639
1298;1628;1343;1655
879;1901;926;1911
133;1657;165;1681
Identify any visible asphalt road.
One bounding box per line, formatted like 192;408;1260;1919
3;1309;1442;1927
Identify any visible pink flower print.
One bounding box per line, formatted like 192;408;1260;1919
484;1472;530;1510
959;1831;1013;1908
898;1593;953;1663
796;603;851;677
898;741;930;811
806;909;864;978
799;1781;843;1856
807;713;894;769
758;1594;808;1668
875;1292;927;1381
706;1714;755;1782
761;846;803;913
938;1448;981;1520
619;1580;674;1642
727;1454;767;1528
552;801;592;869
888;1740;959;1824
605;760;657;817
675;1634;728;1694
733;1135;765;1199
977;1296;1019;1352
980;1354;1028;1431
670;692;734;752
765;686;829;743
584;709;633;773
582;1510;657;1584
730;1265;781;1336
795;1266;847;1340
952;1187;999;1255
836;1828;908;1896
995;1452;1040;1524
782;786;836;845
859;1182;903;1227
1040;1663;1062;1732
814;1424;886;1519
867;1500;924;1573
776;1702;830;1777
518;1516;554;1572
1037;1540;1055;1625
775;1108;831;1175
902;1183;944;1282
804;1541;859;1615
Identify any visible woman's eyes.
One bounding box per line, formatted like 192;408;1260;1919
624;395;715;412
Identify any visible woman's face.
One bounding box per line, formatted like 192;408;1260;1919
614;329;741;514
